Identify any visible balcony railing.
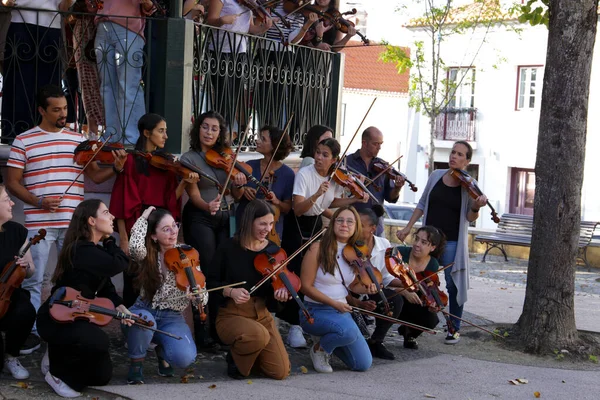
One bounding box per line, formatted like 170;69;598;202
0;6;340;150
434;107;477;141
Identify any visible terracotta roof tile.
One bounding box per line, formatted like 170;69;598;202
341;41;410;93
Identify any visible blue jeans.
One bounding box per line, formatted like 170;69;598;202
440;241;463;331
22;228;66;333
94;21;146;145
299;302;372;372
124;299;196;369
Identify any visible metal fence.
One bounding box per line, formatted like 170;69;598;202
0;6;340;150
434;107;477;142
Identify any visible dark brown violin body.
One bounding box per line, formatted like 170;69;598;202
254;247;314;324
0;229;46;319
73;140;147;165
343;243;392;316
164;245;207;321
372;162;418;193
332;168;367;200
449;168;500;223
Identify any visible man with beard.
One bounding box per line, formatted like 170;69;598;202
5;84;127;354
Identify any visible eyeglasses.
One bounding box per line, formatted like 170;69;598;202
334;218;356;226
160;222;181;235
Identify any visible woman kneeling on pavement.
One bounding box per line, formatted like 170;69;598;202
299;206;377;373
125;206;205;384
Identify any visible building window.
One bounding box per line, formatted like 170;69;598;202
448;67;475;109
516;66;543;110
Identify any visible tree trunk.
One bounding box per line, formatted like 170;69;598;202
428;117;436;174
516;0;599;354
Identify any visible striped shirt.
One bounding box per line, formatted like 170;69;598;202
263;5;306;47
7;127;85;229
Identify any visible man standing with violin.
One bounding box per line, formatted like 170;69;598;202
345;127;405;235
5;85;127;354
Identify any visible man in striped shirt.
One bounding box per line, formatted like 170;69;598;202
5;84;127;354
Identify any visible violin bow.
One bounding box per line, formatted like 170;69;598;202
258;113;294;183
440;310;505;339
351;307;440;335
344;165;381;191
219;123;251;199
130;320;182;339
162;281;247;301
365;155;403;188
385;262;455;301
328;97;377;182
63;132;114;198
249;227;327;294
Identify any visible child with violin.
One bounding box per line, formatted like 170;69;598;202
109;113;199;307
36;199;134;398
208;199;291;380
180;111;247;349
299;124;333;169
280;137;367;348
299;206;377;373
0;184;37;380
235;125;295;244
125;206;207;385
397;141;487;345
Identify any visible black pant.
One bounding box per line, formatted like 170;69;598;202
398;300;439;339
0;288;36;365
121;265;139;308
182;204;231;345
278;214;323;325
368;288;404;343
37;302;113;392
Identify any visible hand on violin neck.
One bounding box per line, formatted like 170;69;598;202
115;304;138;327
243;187;257;201
233;172;247;187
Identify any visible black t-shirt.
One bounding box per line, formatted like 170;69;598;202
426;178;462;241
0;221;28;268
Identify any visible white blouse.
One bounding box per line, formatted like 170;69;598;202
305;242;356;304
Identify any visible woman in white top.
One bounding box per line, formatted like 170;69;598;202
279;138;366;348
299;206;376;373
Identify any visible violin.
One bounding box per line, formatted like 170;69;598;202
372;162;418;193
343;243;392;316
323;8;369;45
205;148;273;200
332;168;378;203
254;247;314;324
73;140;146;165
163;245;207;321
449;169;500;223
0;229;46;319
237;0;271;23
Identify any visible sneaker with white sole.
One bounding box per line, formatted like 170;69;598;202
445;331;460;345
4;357;29;379
286;325;307;348
45;372;81;398
310;344;333;373
41;348;50;375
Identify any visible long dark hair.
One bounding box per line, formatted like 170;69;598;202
52;199;103;283
135;113;166;175
237;200;275;248
300;125;333;159
414;226;446;259
189;111;229;153
130;208;171;301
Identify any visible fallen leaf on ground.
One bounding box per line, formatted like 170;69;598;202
198;375;204;379
424;394;436;398
180;375;193;383
209;384;217;389
534;391;541;398
300;366;308;374
509;379;529;385
247;380;253;384
500;287;507;290
10;382;30;389
516;378;529;384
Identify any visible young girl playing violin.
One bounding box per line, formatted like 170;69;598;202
235;125;295;243
209;199;291;380
394;226;446;350
0;184;36;380
36;199;133;398
280;137;367;348
110;113;199;307
180;111;247;349
125;206;206;385
299;206;376;373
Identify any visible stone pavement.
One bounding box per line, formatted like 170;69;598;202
1;254;599;400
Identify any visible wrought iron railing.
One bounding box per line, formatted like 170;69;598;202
434;107;477;142
0;6;341;151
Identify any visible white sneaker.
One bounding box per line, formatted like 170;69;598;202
287;325;307;348
310;344;333;373
45;372;82;398
4;357;29;379
41;348;50;375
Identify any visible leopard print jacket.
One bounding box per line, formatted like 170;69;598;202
129;217;208;312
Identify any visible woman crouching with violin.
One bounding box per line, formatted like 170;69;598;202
36;199;133;398
299;206;376;373
125;206;206;385
180;111;246;349
110;113;199;308
209;200;291;380
0;184;36;380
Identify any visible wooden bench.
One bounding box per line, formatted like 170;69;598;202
474;213;598;268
